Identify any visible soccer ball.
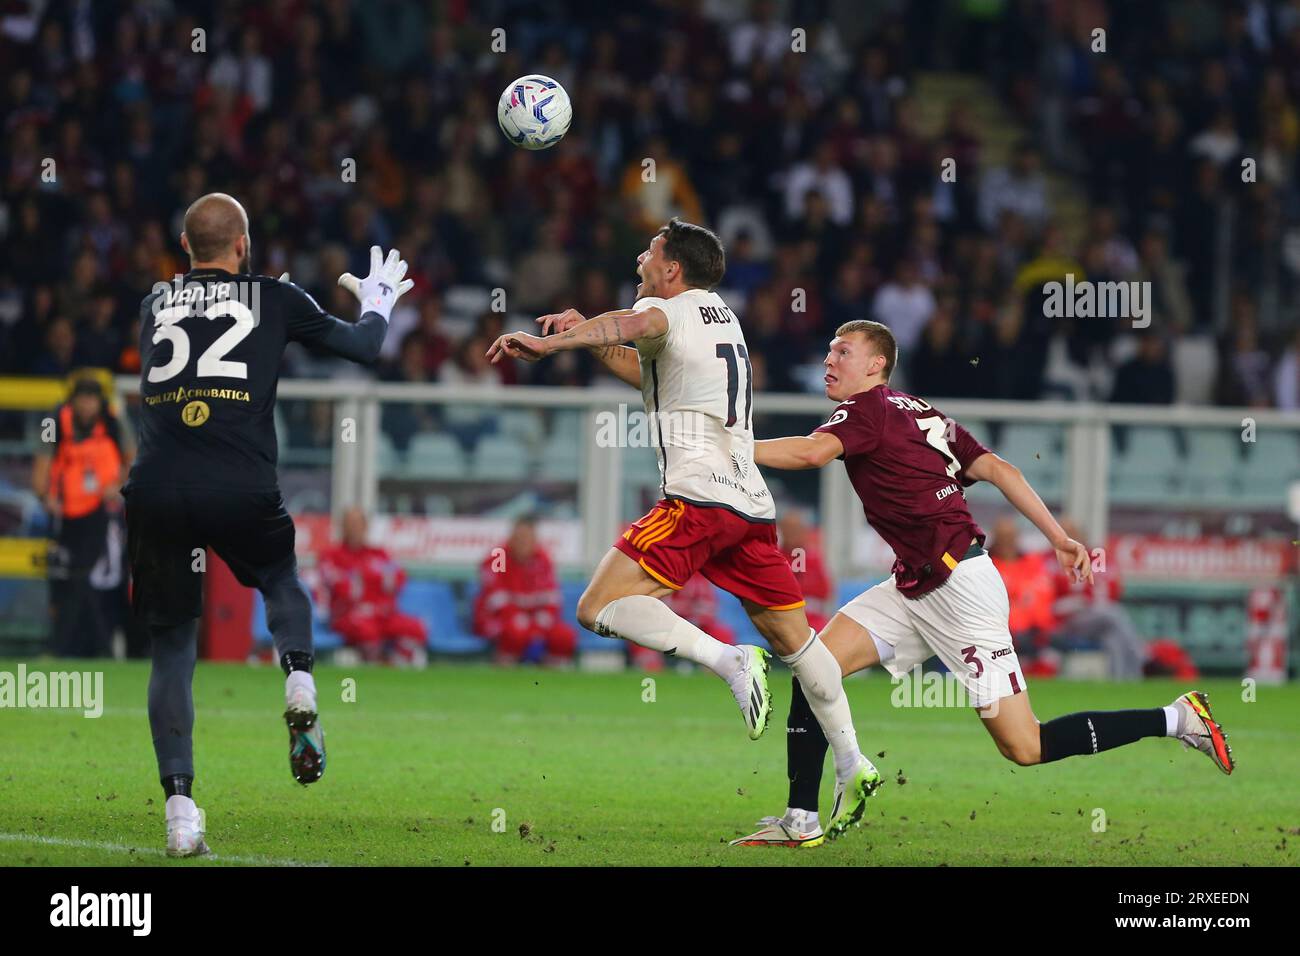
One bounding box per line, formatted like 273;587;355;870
497;75;572;150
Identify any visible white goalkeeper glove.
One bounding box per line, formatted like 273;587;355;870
338;245;414;321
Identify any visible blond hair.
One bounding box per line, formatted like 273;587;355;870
835;320;898;380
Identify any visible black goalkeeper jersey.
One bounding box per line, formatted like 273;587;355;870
128;268;387;490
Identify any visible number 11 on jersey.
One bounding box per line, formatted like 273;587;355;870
716;342;753;430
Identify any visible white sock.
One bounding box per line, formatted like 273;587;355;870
165;793;197;822
786;806;819;828
594;595;743;680
781;629;862;781
1163;705;1180;737
286;669;317;710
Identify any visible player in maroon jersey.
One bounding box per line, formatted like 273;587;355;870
730;320;1233;848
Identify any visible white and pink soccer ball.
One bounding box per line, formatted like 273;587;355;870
497;74;573;150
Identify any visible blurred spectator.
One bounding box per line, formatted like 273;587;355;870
32;317;78;377
987;515;1057;676
826;256;878;326
440;335;502;387
512;217;573;313
785;141;854;226
378;333;436;451
777;509;833;632
317;507;428;667
1048;518;1145;679
74;288;123;369
618;135;703;235
472;515;576;666
1213;300;1273;407
872;258;935;354
1134;229;1193;330
1110;334;1175;405
397;298;452;376
909;296;974;398
32;378;129;658
1273;326;1300;410
979;141;1050;234
0;1;1295;412
728;0;789;68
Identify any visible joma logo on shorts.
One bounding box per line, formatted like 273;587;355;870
991;647;1013;659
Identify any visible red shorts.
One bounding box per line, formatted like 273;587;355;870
613;498;805;611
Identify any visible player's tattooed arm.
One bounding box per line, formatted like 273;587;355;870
589;343;642;387
964;452;1093;583
559;309;641;386
548;307;665;351
487;307;664;387
753;431;844;470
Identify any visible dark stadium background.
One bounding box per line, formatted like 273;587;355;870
0;0;1295;679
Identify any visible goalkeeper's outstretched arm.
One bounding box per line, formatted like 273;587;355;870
285;246;414;366
317;310;390;364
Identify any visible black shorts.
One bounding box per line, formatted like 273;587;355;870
124;484;299;625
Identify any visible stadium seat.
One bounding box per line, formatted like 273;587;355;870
623;447;662;488
315;622;343;651
1241;432;1300;506
996;424;1059;470
375;432;403;476
497;408;544;444
399;579;488;656
995;424;1063;501
538;433;583;481
252;591;342;653
470;434;530;481
1110;426;1184;504
405;433;469;480
1183;429;1245;500
549;409;584;440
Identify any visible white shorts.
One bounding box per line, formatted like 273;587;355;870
837;553;1026;708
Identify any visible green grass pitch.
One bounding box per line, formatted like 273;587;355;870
0;660;1295;866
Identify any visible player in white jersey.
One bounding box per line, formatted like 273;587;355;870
627;285;773;521
487;219;879;840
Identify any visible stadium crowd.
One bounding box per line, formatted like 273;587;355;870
3;0;1300;425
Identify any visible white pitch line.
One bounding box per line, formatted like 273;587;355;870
0;832;327;867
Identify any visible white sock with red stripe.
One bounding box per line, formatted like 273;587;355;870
593;595;742;680
781;629;862;781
